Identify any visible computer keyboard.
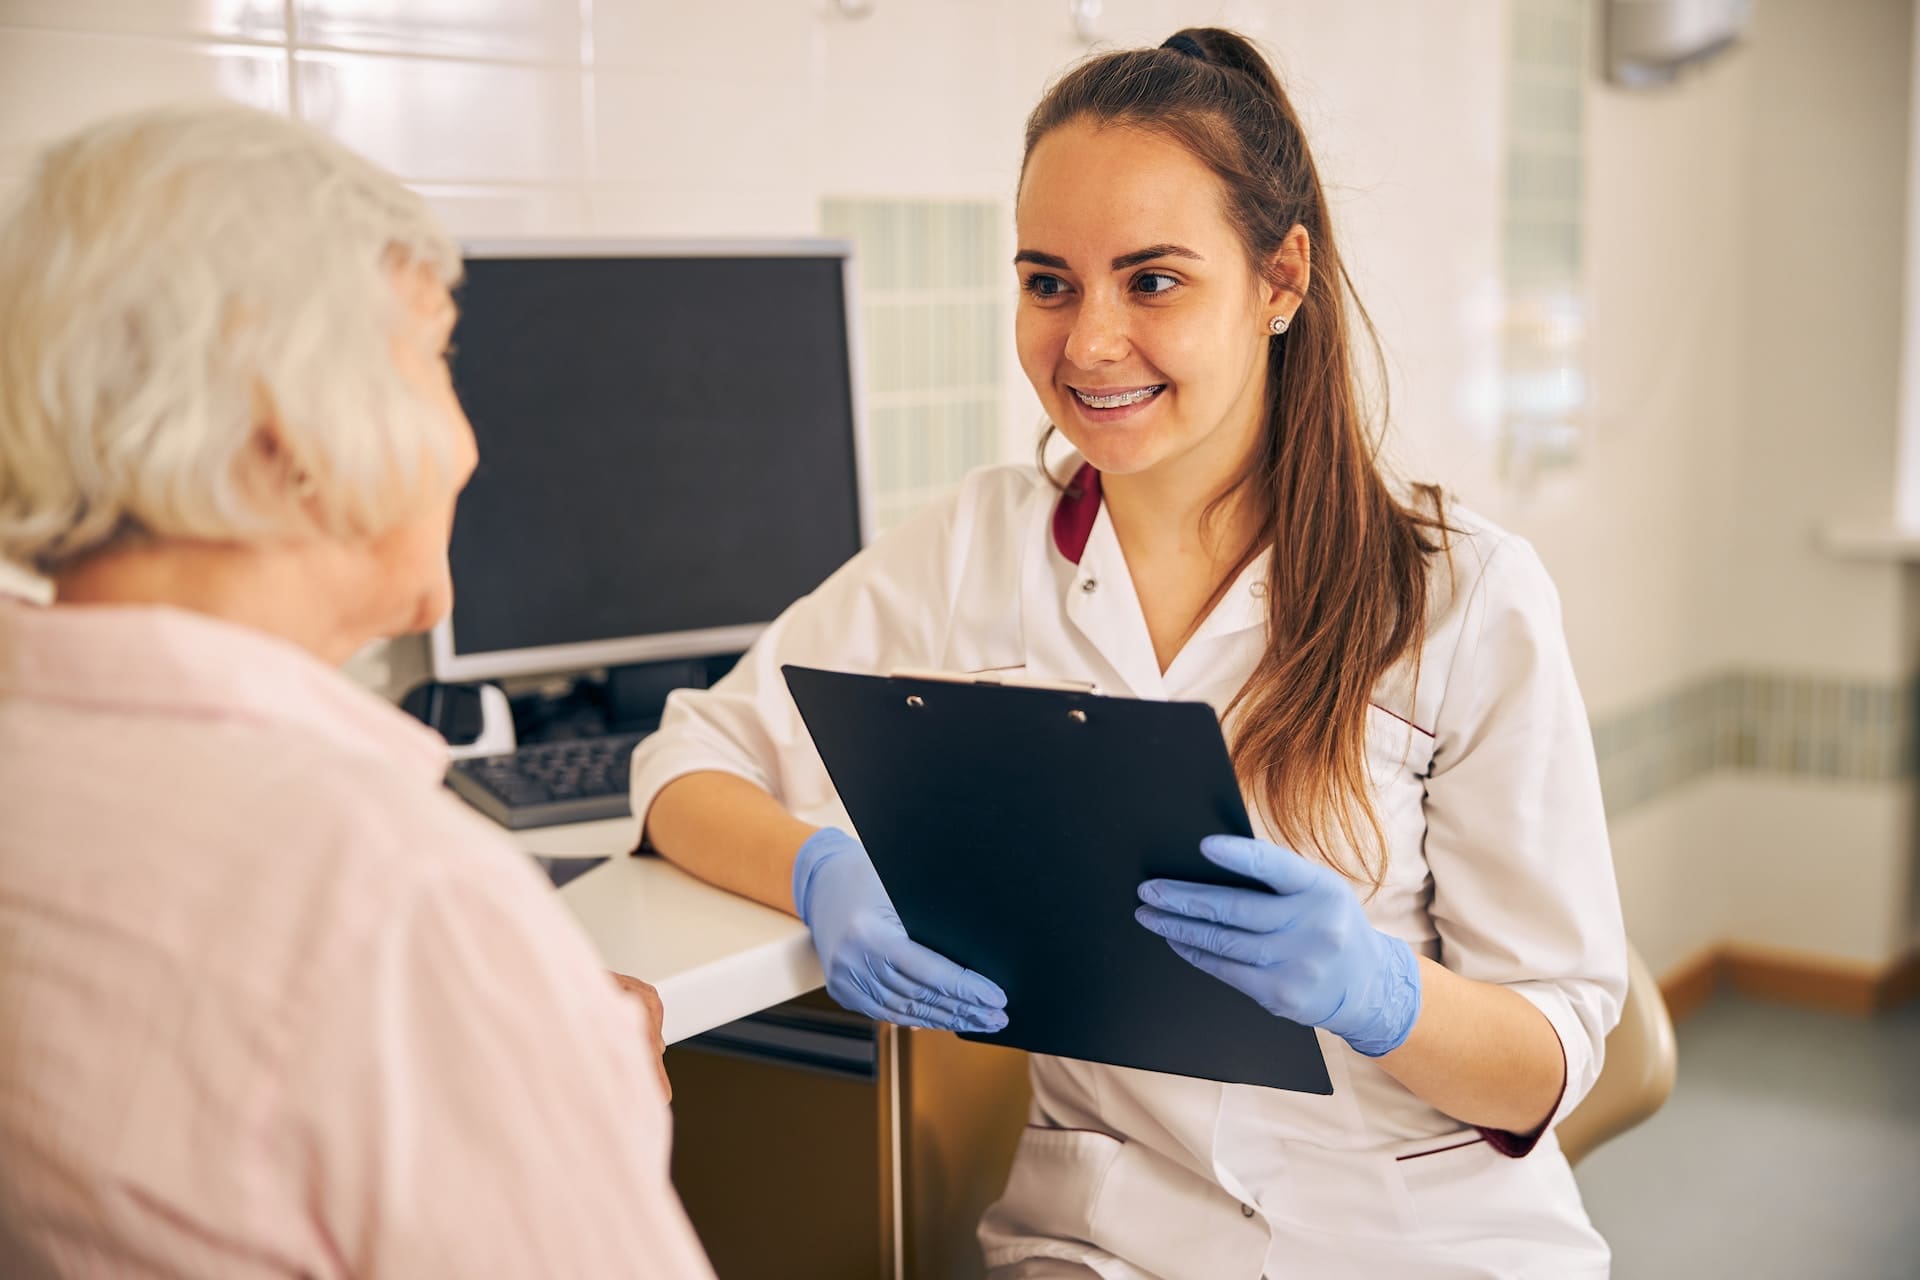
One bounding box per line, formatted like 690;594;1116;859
447;732;649;830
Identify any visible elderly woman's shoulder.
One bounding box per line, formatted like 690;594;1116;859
211;732;541;950
261;736;525;878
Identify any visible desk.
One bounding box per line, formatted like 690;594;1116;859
505;818;821;1044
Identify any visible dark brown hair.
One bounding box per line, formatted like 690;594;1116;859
1023;28;1450;891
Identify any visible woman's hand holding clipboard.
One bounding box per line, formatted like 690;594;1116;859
792;825;1010;1034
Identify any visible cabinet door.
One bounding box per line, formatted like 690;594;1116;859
666;994;887;1280
899;1029;1032;1280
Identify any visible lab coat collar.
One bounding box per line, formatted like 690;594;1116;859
1063;507;1167;700
1185;554;1271;644
1048;464;1272;697
0;596;450;783
1051;463;1103;565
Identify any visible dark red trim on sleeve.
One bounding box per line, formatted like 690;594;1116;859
1051;463;1102;566
1476;1123;1544;1158
1474;1045;1570;1159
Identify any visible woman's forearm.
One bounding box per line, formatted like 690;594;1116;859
1374;958;1567;1136
642;771;815;915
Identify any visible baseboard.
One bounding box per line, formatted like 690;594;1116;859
1658;943;1920;1021
1720;944;1891;1016
1877;947;1920;1008
1657;947;1725;1023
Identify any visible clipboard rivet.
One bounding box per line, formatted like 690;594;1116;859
906;695;925;709
1068;709;1087;723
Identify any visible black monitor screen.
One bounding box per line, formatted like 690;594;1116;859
443;252;863;665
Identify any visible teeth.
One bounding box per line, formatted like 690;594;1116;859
1074;385;1162;409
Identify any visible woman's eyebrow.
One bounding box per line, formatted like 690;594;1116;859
1012;244;1204;271
1014;249;1068;268
1111;243;1202;270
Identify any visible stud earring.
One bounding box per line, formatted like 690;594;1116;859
1268;314;1291;336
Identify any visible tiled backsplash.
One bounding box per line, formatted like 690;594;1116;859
1499;0;1589;482
1593;672;1916;817
821;198;1005;533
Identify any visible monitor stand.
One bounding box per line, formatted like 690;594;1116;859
606;657;715;733
402;679;517;758
450;683;516;760
500;653;743;746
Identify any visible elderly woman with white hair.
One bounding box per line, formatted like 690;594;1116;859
0;104;714;1279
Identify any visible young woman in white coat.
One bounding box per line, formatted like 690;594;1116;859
634;27;1627;1280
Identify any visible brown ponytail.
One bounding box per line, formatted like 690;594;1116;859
1023;28;1450;892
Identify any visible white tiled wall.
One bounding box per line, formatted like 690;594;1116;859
294;0;580;61
297;52;586;183
2;1;284;40
0;27;288;154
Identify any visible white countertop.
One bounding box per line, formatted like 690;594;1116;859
508;819;822;1045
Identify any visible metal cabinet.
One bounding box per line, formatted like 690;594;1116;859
667;993;1030;1279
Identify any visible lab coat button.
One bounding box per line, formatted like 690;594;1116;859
1080;578;1099;593
1241;1203;1256;1218
1250;580;1268;598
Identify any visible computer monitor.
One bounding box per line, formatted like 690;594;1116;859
429;240;870;683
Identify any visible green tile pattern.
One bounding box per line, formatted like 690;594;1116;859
1501;0;1590;479
1591;672;1915;818
821;198;1004;532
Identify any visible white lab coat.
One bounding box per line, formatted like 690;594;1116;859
630;461;1627;1279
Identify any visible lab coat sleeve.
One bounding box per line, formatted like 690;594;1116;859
1421;534;1627;1156
628;474;981;839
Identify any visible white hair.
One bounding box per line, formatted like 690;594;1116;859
0;102;461;575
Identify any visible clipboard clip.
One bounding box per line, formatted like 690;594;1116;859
887;667;1099;695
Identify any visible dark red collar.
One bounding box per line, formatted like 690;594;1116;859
1050;463;1102;565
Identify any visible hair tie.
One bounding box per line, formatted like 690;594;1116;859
1161;33;1206;60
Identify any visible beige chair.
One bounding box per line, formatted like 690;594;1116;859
1556;939;1678;1165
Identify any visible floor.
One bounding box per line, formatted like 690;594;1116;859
1576;994;1920;1279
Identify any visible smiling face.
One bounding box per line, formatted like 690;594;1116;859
1015;118;1292;486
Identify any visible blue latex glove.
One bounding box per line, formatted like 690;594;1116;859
793;827;1009;1034
1135;834;1422;1057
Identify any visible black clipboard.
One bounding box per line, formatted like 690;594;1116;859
782;664;1332;1094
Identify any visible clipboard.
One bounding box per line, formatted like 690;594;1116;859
782;664;1332;1094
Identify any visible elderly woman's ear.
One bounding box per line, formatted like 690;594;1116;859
234;394;323;526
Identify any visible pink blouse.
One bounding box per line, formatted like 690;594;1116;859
0;598;714;1279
